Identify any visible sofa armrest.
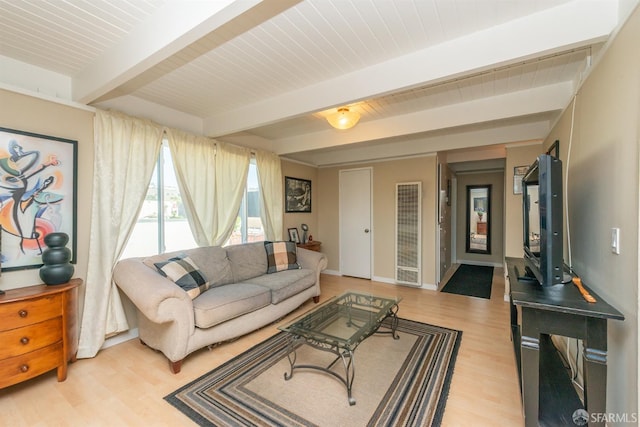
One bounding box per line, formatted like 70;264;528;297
297;247;328;275
113;257;194;328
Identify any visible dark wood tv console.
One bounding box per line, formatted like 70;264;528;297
506;257;624;426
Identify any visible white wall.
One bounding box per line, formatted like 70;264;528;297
504;142;544;258
545;5;640;418
0;89;94;329
318;155;438;286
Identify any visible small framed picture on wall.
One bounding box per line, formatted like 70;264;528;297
285;176;311;213
513;165;528;195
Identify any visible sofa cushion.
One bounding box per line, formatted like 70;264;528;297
143;247;233;287
264;241;301;274
184;246;234;287
192;283;271;328
153;255;210;299
243;269;315;304
226;242;268;282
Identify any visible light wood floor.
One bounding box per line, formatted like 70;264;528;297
0;271;524;426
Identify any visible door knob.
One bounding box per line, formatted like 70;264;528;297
364;229;370;233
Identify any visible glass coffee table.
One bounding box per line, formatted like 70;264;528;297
278;291;401;405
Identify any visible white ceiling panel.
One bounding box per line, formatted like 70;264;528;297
0;0;628;166
0;0;164;76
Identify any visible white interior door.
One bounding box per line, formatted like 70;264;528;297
340;168;372;278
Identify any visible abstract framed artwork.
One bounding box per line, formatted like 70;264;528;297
285;176;311;213
0;127;77;271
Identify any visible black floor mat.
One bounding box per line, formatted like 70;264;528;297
441;264;494;299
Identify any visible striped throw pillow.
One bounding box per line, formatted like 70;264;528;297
264;241;301;274
154;254;210;299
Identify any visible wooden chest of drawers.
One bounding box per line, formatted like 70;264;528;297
0;279;81;389
476;222;487;235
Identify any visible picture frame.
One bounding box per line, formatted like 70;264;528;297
288;227;300;243
0;127;77;271
285;176;311;213
513;165;529;195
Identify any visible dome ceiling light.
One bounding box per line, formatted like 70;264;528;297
326;107;360;130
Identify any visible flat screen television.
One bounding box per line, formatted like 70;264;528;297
522;153;567;286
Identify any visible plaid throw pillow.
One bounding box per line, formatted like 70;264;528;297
264;241;301;274
154;254;210;299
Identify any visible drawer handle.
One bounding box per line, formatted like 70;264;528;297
20;364;29;373
18;310;28;318
20;337;30;345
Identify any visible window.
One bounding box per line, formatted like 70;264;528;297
121;141;196;258
225;159;265;245
121;145;263;258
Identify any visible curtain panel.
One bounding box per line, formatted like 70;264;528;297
166;129;218;247
79;112;282;358
255;150;284;240
212;142;251;246
167;132;251;246
77;110;164;359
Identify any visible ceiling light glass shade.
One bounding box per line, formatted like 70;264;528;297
327;108;360;130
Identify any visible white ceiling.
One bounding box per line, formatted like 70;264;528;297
0;0;632;167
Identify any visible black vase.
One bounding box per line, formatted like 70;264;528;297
39;232;74;285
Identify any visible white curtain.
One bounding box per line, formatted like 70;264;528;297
167;131;250;246
166;128;217;247
255;150;283;240
77;110;164;359
212;142;250;245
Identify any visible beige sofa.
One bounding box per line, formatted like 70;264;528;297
113;242;327;373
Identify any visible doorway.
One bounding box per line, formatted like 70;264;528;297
339;168;372;278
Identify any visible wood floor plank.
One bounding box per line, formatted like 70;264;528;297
0;270;524;426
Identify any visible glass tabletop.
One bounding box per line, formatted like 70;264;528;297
278;291;402;350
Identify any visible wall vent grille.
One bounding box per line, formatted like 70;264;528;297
395;182;422;287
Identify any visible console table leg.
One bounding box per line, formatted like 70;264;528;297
521;308;540;427
584;318;608;426
521;335;540;427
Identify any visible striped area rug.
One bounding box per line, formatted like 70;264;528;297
165;318;462;427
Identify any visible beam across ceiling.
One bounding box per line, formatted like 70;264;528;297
284;118;551;167
73;0;301;105
274;81;572;155
203;0;616;137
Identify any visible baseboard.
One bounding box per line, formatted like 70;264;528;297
372;275;395;284
372;275;437;291
102;328;138;349
322;271;435;290
321;269;341;276
455;259;503;268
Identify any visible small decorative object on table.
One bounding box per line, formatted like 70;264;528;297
301;223;309;243
288;227;300;243
39;232;74;285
